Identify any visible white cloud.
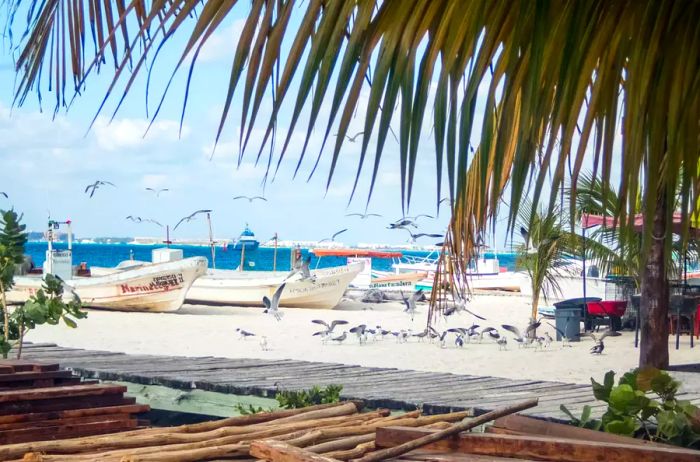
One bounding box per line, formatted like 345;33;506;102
92;117;188;151
198;20;246;63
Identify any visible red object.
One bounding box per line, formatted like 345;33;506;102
581;213;700;236
587;300;627;317
311;249;403;258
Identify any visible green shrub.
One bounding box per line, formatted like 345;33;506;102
275;384;343;409
562;368;700;448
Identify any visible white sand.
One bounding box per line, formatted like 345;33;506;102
26;294;699;385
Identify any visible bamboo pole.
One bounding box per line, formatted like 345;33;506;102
353;398;539;462
324;442;376;461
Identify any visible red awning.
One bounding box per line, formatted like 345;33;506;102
581;213;700;235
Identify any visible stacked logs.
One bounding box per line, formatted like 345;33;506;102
7;401;474;462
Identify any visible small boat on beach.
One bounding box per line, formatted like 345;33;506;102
186;262;365;309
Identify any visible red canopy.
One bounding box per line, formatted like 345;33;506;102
581;213;700;235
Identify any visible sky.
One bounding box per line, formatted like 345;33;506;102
0;4;622;249
0;6;459;247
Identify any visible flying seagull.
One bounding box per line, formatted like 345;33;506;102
335;131;364;142
0;192;7;198
405;214;434;221
233;195;267;203
174;209;212;230
404;229;443;244
262;283;286;321
319;228;348;243
311;319;349;337
345;212;382;220
546;322;573;347
84;180;115;198
401;289;424;321
580;330;621;354
146;187;169;197
286;255;314;281
388;219;418;230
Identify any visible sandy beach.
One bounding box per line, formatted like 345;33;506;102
24;294;700;386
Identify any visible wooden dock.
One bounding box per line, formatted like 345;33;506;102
20;343;700;421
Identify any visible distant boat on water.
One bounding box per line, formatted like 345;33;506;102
231;224;259;251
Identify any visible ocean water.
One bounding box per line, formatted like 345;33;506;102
25;242;518;272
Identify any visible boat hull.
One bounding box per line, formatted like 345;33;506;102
187;262;364;309
7;257;208;313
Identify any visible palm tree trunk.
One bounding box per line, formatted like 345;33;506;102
639;189;669;369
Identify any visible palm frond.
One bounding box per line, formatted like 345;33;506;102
4;0;700;280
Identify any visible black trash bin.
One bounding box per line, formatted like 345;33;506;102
553;297;601;340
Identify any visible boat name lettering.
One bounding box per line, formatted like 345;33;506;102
120;273;184;294
370;280;414;289
286;279;340;295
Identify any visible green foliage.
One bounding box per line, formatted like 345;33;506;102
562;368;700;448
12;274;87;359
275;384;343;409
233;403;270;415
0;210;28;290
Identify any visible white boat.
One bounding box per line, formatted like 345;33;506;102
186;262;364;309
7;221;208;313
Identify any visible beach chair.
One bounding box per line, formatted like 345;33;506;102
669;295;698;349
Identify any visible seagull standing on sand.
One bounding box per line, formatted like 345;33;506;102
235;328;256;340
349;324;368;344
84;180;115;198
174;209;212;230
262;283;286;321
259;336;269;351
547;322;573;347
330;331;348;344
233;195;267;203
146;188;169;197
497;337;508;350
580;330;621;355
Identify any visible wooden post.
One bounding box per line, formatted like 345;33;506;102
165;225;171;248
639;187;670;369
207;213;216;269
240;243;246;272
354;398;538;462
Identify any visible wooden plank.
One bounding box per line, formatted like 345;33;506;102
0;412;134;430
0;395;136;416
0;403;149;425
375;427;700;462
0;384;126;403
0;418;139;444
0;370;75;383
250;439;342;462
0;361;59;372
398;450;538;462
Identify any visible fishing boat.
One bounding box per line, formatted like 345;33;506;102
7;221;207;312
186;262;365;309
231;224;259;251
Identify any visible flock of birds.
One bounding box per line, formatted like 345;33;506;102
238;281;620;356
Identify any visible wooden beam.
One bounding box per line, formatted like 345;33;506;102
250;440;341;462
375;427;700;462
492;414;667;447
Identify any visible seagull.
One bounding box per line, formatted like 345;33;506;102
335;131;364;142
174;209;212;230
233;195;267;203
580;330;621;355
0;192;7;198
412;328;429;342
501;324;534;348
262;283;286;321
349;324;368;344
479;327;500;343
497;337;508;350
401;289;424;320
259;336;269;351
405;214;434;221
443;294;487;320
319;229;348;243
404;229;444;244
84;180;115;198
388;219;417;230
311;319;349;337
543;332;553;348
546;322;573;347
126;216;142;223
345;212;382;220
235;328;256;340
330;331;348;344
146;188;169;197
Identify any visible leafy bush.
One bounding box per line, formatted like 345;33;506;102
562;368;700;448
275;384;343;409
12;274;87;359
0;210;28;356
233;403;270;415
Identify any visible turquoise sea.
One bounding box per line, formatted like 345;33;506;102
25;242;518;272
